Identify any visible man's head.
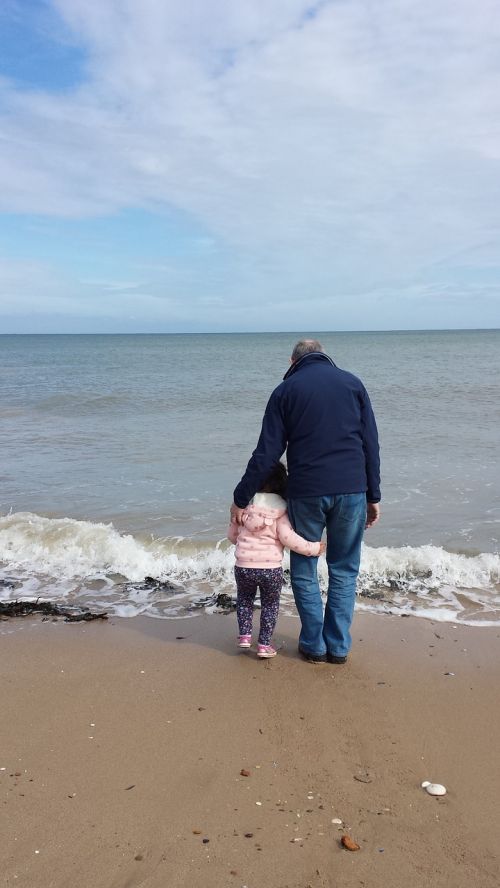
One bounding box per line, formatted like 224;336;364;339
291;339;325;363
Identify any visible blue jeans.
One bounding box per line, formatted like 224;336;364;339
287;494;367;658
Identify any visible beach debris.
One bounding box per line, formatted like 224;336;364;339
421;781;446;796
353;770;373;783
240;769;251;777
192;830;202;835
244;833;254;838
341;835;360;851
124;785;135;791
444;672;455;676
191;592;236;611
331;818;342;825
127;577;177;595
0;599;107;622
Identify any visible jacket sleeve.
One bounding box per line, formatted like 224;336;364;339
233;387;287;508
276;514;321;556
227;522;239;544
360;385;381;503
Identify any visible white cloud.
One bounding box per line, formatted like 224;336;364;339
0;0;499;326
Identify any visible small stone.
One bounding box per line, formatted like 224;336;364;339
192;829;202;835
255;801;262;806
341;835;360;851
202;838;210;844
353;771;372;783
331;818;342;825
134;854;143;861
230;871;238;876
125;785;135;791
14;772;22;777
240;769;251;777
244;833;254;838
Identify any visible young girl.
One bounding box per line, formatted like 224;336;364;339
228;462;325;658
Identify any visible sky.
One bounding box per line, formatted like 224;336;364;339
0;0;499;333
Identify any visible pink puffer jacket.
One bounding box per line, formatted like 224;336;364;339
227;492;321;568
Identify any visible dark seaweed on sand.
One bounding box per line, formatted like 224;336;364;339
0;599;108;622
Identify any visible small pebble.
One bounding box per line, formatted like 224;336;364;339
202;838;210;844
134;854;143;861
341;835;360;851
255;801;262;806
244;833;253;838
331;818;342;825
240;769;251;777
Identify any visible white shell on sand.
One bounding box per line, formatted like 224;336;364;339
421;781;446;796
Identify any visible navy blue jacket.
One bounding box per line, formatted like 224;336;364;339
233;352;381;507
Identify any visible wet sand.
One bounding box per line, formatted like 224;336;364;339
1;611;499;887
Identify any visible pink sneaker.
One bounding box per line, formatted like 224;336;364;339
238;635;252;648
257;644;277;659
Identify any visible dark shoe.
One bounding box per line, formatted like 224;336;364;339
298;646;327;663
327;653;347;664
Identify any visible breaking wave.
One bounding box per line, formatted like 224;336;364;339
1;512;499;625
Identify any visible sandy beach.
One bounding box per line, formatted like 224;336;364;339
1;610;499;888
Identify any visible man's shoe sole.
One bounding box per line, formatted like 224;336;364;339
298;648;327;664
327;654;347;664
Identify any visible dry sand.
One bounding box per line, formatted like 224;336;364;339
1;610;499;888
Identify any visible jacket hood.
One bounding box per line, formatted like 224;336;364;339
283;351;336;380
242;494;286;533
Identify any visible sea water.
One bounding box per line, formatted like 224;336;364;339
1;331;499;624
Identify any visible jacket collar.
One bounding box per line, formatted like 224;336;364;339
283;351;336;380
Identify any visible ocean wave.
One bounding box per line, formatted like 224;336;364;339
1;512;499;625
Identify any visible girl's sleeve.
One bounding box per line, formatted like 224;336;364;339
276;514;321;556
227;521;239;544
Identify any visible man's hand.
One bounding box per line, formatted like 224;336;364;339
366;502;380;528
318;541;327;556
230;503;246;525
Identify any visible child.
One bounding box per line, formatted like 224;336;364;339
227;462;325;658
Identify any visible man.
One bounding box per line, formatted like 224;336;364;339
231;339;380;664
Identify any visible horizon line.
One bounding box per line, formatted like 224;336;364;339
1;327;499;336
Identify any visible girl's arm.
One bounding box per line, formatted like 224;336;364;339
227;521;239;544
276;514;321;556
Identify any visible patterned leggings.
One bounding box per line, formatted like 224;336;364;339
235;566;283;645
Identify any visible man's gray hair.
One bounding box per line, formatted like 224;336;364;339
291;339;325;362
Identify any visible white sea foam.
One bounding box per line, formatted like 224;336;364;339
1;512;499;625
